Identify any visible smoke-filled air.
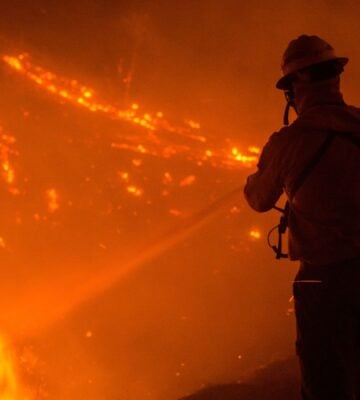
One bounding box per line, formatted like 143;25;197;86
0;0;358;399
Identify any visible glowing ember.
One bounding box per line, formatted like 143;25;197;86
205;149;213;157
3;53;258;169
132;159;142;167
118;171;129;181
248;146;261;154
230;147;257;164
163;172;173;185
230;206;241;214
185;119;201;130
46;188;60;213
5;57;23;71
169;209;182;217
0;130;19;194
179;175;196;187
2;162;14;184
249;229;261;239
127;185;143;197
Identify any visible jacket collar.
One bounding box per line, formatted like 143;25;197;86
293;77;345;116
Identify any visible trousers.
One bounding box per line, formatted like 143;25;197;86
294;256;360;400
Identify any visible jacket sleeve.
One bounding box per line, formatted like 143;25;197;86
244;131;286;212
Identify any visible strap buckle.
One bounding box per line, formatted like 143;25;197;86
268;202;289;259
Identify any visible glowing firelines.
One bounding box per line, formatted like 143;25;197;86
0;130;19;195
1;52;261;211
3;53;259;170
0;52;264;243
0;52;265;395
0;51;264;244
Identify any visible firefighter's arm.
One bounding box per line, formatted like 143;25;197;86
244;134;285;212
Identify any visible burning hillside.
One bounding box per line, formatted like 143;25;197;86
0;49;270;334
3;0;358;398
3;53;259;169
0;46;295;399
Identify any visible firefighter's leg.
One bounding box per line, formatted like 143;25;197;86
337;308;360;400
331;257;360;399
293;273;351;400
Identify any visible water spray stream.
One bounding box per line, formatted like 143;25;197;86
33;186;244;334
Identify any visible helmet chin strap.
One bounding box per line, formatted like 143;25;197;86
283;89;297;126
283;100;292;126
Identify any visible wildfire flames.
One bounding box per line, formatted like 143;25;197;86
0;336;29;400
3;54;259;170
0;49;263;399
0;2;356;399
0;51;263;247
0;129;19;196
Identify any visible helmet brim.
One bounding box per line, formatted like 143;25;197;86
276;56;349;90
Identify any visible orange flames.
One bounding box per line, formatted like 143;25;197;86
0;335;30;400
0;130;19;195
3;53;258;170
0;51;266;342
45;188;60;213
249;229;261;240
0;52;264;271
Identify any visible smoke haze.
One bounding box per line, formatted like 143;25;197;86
0;1;358;399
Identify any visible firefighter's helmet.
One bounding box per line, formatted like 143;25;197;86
276;35;348;90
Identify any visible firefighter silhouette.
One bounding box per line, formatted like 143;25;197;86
245;35;360;400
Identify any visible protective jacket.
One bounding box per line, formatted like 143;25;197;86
244;79;360;265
